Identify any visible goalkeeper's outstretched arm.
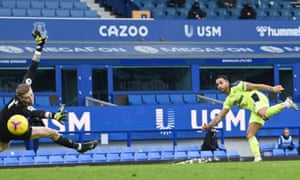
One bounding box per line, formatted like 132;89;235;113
22;30;47;85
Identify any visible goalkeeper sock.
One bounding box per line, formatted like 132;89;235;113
54;136;79;149
265;104;284;119
248;136;261;158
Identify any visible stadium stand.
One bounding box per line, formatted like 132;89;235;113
101;0;300;20
0;0;102;18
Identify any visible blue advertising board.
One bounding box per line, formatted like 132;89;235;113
43;104;300;140
1;42;300;61
0;18;300;42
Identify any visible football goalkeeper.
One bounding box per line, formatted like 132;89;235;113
0;30;98;154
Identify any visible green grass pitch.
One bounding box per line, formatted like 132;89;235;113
1;160;299;180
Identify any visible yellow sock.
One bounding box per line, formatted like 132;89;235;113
248;136;261;157
265;104;283;119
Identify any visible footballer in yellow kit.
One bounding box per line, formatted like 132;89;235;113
202;75;298;162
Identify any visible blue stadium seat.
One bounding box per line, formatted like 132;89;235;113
213;150;226;159
0;8;12;16
272;149;285;157
165;7;177;17
49;156;64;164
174;145;189;153
134;152;148;161
140;1;154;10
27;9;41;17
36;149;51;157
170;94;184;104
64;155;78;163
22;150;36;157
280;9;291;17
41;9;56;17
148;152;161;160
269;3;281;9
84;10;99;17
78;154;93;163
34;156;50;165
2;1;16;8
292;10;300;17
12;9;27;17
227;150;240;159
177;8;188;18
16;1;31;8
161;146;173;153
148;146;161;153
228;8;241;17
51;149;66;157
215;8;229;17
205;10;217;19
56;9;71;17
93;154;106;162
73;2;88;10
156;94;171;105
35;96;51;107
4;150;22;158
260;143;274;157
256;9;267;18
128;94;143;105
187;151;201;159
45;1;59;9
183;94;197;104
161;151;174;160
285;149;298;156
120;152;135;161
205;1;217;8
64;149;80;156
142;94;157;104
188;145;201;152
151;8;166;19
201;151;213;159
174;151;187;160
3;157;19;166
268;9;280;17
31;1;45;9
60;1;74;9
256;3;269;9
19;157;34;165
90;148;107;155
106;153;121;162
281;1;293;9
70;10;84;17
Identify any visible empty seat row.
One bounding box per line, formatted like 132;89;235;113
0;8;100;17
0;95;58;107
0;1;88;10
151;6;300;20
128;93;225;105
260;143;299;157
128;94;198;105
0;146;239;166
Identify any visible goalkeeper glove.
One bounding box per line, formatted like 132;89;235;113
32;29;48;51
51;104;67;125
